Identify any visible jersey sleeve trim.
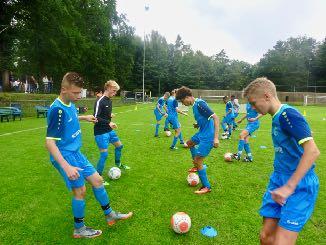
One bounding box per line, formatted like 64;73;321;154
298;137;313;145
46;137;61;140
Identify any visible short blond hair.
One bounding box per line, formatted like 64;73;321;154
61;72;83;88
243;77;277;98
104;80;120;91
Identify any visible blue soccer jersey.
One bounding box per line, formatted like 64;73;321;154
193;98;215;140
225;101;234;117
246;103;260;124
272;104;314;174
46;98;82;158
166;96;178;118
154;96;166;115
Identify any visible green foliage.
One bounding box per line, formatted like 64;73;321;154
1;1;326;95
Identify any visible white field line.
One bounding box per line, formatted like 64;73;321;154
0;126;47;137
0;106;150;137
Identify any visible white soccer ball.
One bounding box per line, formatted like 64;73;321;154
171;212;191;234
224;152;233;162
187;173;200;186
165;130;172;137
108;167;121;180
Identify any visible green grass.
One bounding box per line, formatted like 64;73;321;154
0;103;325;244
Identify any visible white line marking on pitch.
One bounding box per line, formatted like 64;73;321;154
0;126;47;137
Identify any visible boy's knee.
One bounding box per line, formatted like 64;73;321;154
73;186;86;199
93;175;104;188
260;229;274;245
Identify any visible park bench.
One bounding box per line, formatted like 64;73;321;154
0;107;22;122
0;108;11;122
35;105;50;118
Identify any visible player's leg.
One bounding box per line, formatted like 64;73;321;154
60;152;103;238
154;111;162;137
233;129;249;160
94;133;109;176
259;217;279;245
164;117;170;131
193;139;213;194
186;139;198;172
193;156;211;194
273;227;298;245
87;172;133;226
243;136;253;162
170;118;181;149
110;131;130;170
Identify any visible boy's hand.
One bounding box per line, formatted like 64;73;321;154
213;138;219;148
109;122;117;129
164;113;168;118
270;185;294;206
85;115;97;123
64;165;83;180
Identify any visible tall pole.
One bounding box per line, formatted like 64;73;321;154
142;30;146;102
143;5;149;103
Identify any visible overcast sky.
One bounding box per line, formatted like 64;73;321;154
116;0;326;64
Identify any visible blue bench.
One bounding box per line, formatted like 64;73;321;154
35;106;50;118
0;107;22;122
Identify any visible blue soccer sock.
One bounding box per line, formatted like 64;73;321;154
155;123;160;136
221;123;227;132
237;139;245;157
115;145;123;167
92;185;112;216
72;198;85;229
190;147;197;159
198;168;211;189
178;132;184;144
97;151;108;176
164;119;169;130
244;143;252;159
228;126;232;136
171;136;178;148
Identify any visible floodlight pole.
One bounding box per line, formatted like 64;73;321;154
142;30;146;103
142;5;149;103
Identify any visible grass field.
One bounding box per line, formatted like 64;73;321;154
0;102;325;244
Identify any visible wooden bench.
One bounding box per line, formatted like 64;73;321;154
35;106;50;118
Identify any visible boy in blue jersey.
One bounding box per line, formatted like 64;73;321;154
221;96;234;139
176;87;220;194
232;102;263;162
231;96;240;130
243;77;320;244
45;72;132;239
154;92;170;137
94;80;130;181
166;89;188;149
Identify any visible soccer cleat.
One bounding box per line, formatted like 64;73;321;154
119;164;131;170
102;180;110;186
188;167;198;173
232;153;240;161
73;226;102;239
154;134;159;137
243;156;253;162
194;186;211;194
170;146;178;150
106;211;133;226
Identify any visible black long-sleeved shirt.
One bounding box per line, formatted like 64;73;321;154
94;96;112;135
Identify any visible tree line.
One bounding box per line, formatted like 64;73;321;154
1;0;326;94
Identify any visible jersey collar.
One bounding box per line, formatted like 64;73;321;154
57;97;71;107
272;104;283;118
